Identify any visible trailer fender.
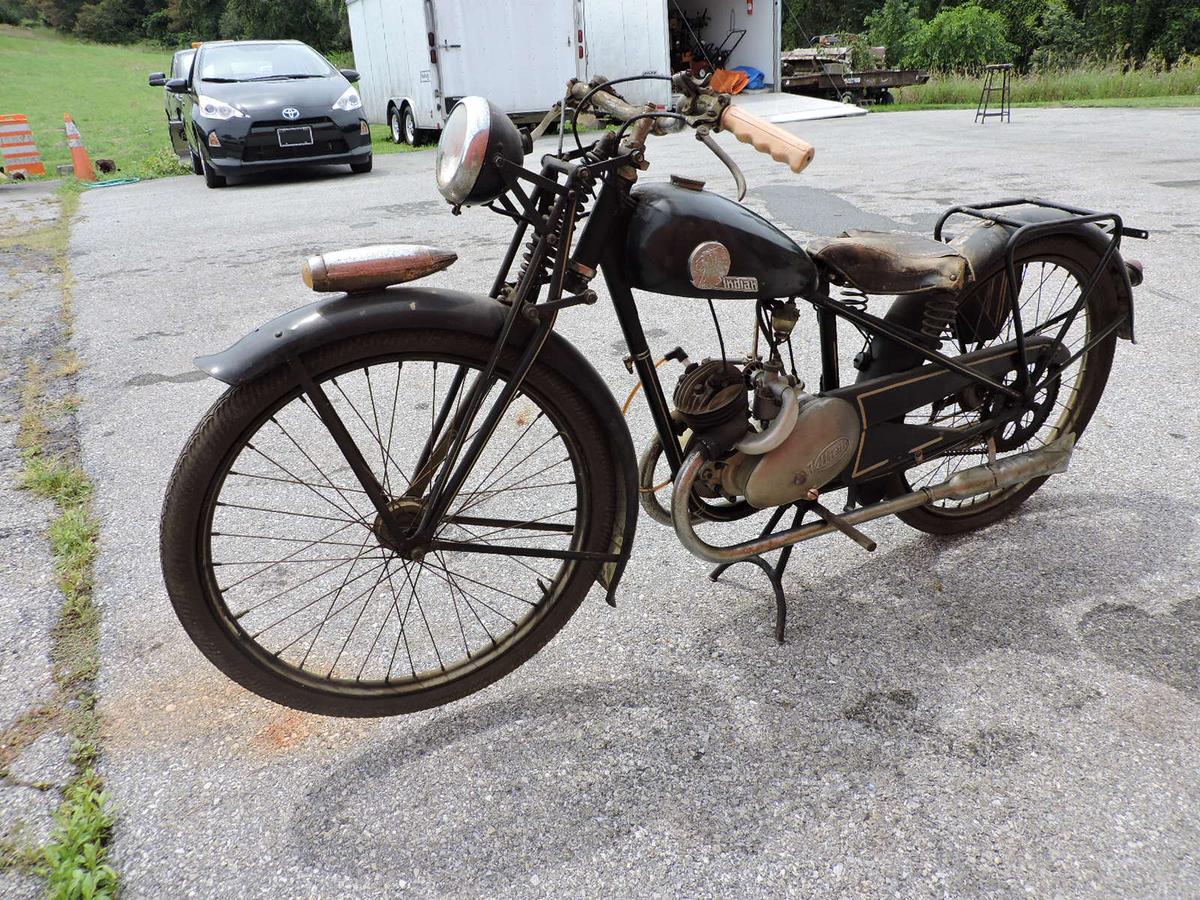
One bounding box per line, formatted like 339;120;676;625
195;286;639;607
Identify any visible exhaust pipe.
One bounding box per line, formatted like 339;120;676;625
672;433;1075;563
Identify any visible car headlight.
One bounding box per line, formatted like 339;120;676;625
196;95;246;120
435;96;524;207
333;87;362;112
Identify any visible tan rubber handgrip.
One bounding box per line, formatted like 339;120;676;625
718;105;814;174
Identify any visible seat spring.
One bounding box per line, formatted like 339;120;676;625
921;292;961;341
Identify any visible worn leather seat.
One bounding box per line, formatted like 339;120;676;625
806;230;972;295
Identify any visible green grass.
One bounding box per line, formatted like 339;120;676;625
0;25;428;181
0;25;176;179
890;57;1200;107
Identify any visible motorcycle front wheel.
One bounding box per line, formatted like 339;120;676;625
161;329;615;716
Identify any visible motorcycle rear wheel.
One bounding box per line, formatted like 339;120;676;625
894;236;1118;535
161;329;615;716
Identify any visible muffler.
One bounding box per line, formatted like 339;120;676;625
672;433;1076;563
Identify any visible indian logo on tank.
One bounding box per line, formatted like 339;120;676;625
688;241;758;293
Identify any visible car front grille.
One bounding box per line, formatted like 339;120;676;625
241;117;349;162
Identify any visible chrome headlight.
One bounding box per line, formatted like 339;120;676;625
435;96;524;206
196;94;246;120
333;86;362;111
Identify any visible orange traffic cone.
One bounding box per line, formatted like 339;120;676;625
63;114;95;181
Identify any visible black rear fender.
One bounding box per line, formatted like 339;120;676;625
952;207;1138;342
195;286;638;606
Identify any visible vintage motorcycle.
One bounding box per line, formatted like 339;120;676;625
161;74;1146;716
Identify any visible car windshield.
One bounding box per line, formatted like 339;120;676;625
198;43;332;82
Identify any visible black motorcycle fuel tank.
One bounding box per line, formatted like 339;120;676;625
624;181;818;300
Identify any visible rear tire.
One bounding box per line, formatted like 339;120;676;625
350;156;373;174
161;330;616;716
895;236;1118;535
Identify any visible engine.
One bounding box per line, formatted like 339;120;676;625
670;359;860;509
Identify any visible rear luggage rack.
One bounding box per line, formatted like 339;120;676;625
932;197;1148;393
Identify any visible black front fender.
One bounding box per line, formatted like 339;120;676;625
196;286;638;606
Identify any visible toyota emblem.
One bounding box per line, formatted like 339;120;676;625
282;107;300;120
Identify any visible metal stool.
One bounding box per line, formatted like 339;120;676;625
975;63;1013;123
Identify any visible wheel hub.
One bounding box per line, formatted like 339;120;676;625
373;497;426;557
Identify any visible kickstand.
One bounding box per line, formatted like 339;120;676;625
709;504;804;643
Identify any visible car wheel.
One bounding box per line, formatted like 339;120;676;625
200;152;226;189
350;155;373;174
189;149;203;175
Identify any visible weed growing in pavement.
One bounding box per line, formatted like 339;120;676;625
11;188;117;899
43;773;116;900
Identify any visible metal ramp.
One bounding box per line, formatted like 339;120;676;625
731;90;867;124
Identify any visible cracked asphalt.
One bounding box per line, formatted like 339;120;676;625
61;107;1200;897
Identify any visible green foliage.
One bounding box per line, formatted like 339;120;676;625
43;771;117;900
904;3;1017;71
218;0;345;51
865;0;921;66
1029;0;1095;69
893;54;1200;101
133;143;190;177
0;0;37;25
73;0;140;42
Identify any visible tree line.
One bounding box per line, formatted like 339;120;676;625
0;0;350;50
2;0;1197;71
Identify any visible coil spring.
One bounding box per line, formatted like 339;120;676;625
515;186;590;291
921;292;961;341
840;288;869;311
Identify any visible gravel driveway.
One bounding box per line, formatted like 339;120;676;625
70;107;1199;897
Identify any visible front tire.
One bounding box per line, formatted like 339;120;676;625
161;330;616;716
200;152;226;188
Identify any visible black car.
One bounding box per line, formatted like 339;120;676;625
164;40;372;188
148;48;196;158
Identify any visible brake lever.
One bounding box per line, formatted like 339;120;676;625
696;126;746;202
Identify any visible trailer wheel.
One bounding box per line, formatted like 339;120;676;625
390;104;422;146
388;105;404;144
879;90;896;105
839;92;859;106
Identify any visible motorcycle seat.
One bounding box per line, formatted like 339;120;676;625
806;230;971;296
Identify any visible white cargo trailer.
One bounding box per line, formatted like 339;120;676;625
345;0;783;144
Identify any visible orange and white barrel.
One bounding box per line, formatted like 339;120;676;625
0;114;46;177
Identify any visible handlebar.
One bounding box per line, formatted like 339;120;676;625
567;76;814;176
717;105;814;174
